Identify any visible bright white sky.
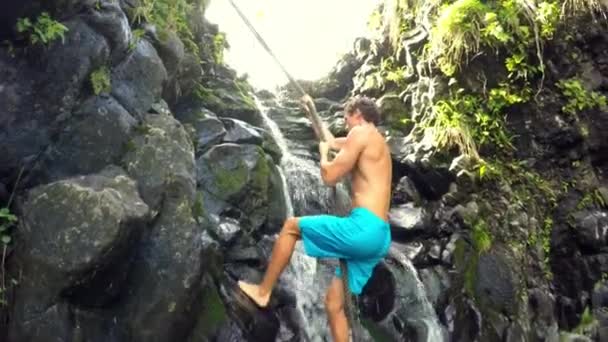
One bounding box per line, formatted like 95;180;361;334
206;0;380;90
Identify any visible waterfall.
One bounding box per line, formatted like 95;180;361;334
255;96;445;341
385;247;446;341
257;96;335;341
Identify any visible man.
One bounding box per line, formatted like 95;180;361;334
238;96;392;342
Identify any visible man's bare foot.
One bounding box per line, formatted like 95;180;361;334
238;281;271;308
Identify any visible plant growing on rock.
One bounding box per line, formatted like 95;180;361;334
213;32;227;65
557;78;607;116
16;12;69;46
0;209;16;248
427;0;489;76
0;207;16;306
129;28;146;52
0;168;23;306
90;67;112;95
131;0;199;54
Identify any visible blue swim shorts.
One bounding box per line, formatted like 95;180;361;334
298;207;391;294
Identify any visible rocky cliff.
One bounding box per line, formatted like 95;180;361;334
2;0;608;341
0;0;290;340
299;0;608;340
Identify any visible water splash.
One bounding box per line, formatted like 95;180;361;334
382;246;446;341
256;97;337;216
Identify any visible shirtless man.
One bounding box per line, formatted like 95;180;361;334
238;96;392;342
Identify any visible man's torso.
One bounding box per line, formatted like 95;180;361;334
350;126;392;221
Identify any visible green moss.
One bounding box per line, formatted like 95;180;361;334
123;140;137;153
251;156;270;189
453;238;479;298
472;219;492;253
134;124;152;135
195;82;257;116
197;283;227;336
464;254;479;297
90;67;111;95
191;192;205;220
213;160;249;196
195;84;224;109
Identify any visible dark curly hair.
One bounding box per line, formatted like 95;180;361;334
344;96;381;125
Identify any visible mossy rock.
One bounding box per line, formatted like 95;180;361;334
15;166;149;304
122;113;196;209
452;237;527;340
188;277;228;340
196;143;272;231
376;93;412;132
196;79;263;127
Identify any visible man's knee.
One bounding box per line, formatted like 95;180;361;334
281;217;300;237
325;288;344;316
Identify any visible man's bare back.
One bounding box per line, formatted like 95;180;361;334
349;125;392;221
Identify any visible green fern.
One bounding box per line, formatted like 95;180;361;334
16;12;69;46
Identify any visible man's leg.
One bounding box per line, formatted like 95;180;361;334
325;277;349;342
238;217;301;307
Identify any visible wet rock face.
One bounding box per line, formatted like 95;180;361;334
122;113;196;210
0;18;110;185
1;1;292;340
32;96;137;183
196;143;273;232
9;166;150;340
572;210;608;252
123;193;215;342
359;264;396;322
111;39;168;119
388;203;431;240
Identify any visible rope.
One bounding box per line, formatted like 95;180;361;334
227;1;359;340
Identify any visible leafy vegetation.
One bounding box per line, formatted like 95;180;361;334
427;0;489;76
16;12;68;46
574;306;597;334
131;0;201;54
361;56;410;92
212;32;227;64
129;28;146;52
577;189;607;210
364;0;605;267
357;0;607;332
0;209;16;248
90;67;111;95
0;208;16;306
0;168;23;306
369;0;605;171
557;78;607;115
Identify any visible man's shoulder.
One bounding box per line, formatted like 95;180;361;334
347;125;371;140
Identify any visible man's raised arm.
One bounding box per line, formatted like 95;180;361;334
319;128;364;186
